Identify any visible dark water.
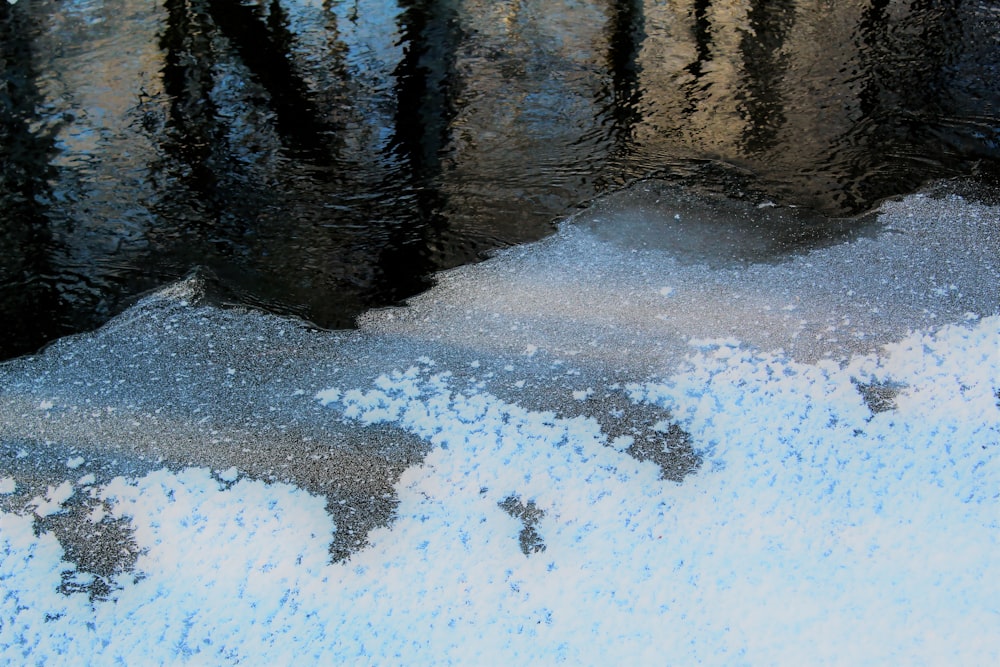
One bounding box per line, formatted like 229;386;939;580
2;0;999;359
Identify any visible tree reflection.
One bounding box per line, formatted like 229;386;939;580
737;0;795;154
158;0;343;192
389;0;461;175
148;0;468;325
3;0;999;359
604;0;645;143
151;0;361;321
158;0;224;223
0;1;68;358
682;0;713;114
686;0;712;79
370;0;463;305
206;0;342;162
839;0;967;210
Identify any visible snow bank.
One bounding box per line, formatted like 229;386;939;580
2;311;996;664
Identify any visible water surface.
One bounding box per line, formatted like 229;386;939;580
2;0;999;358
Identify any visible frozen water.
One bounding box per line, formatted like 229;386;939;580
0;181;998;663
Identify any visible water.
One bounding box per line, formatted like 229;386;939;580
2;0;999;359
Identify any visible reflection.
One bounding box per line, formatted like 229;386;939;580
370;0;464;304
737;0;795;154
685;0;712;83
205;0;342;162
864;0;964;120
149;0;468;327
158;0;343;178
587;0;645;191
604;0;645;142
0;1;68;358
149;0;366;322
388;0;461;175
833;0;968;210
631;0;998;213
158;0;225;223
855;0;892;120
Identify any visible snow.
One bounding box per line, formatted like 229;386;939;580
29;481;74;518
0;183;998;664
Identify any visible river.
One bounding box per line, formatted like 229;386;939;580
2;0;999;358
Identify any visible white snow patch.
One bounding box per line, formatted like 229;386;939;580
30;481;74;518
610;434;635;452
314;388;341;405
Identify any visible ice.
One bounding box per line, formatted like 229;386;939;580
0;182;998;663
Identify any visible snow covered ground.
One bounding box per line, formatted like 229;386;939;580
1;181;998;664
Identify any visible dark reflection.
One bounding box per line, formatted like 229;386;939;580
151;0;277;297
148;0;373;324
158;0;225;222
604;0;645;140
737;0;795;154
389;0;461;175
371;0;463;304
686;0;711;80
830;0;970;211
0;2;68;358
586;0;645;192
205;0;341;162
144;0;472;329
683;0;713;108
